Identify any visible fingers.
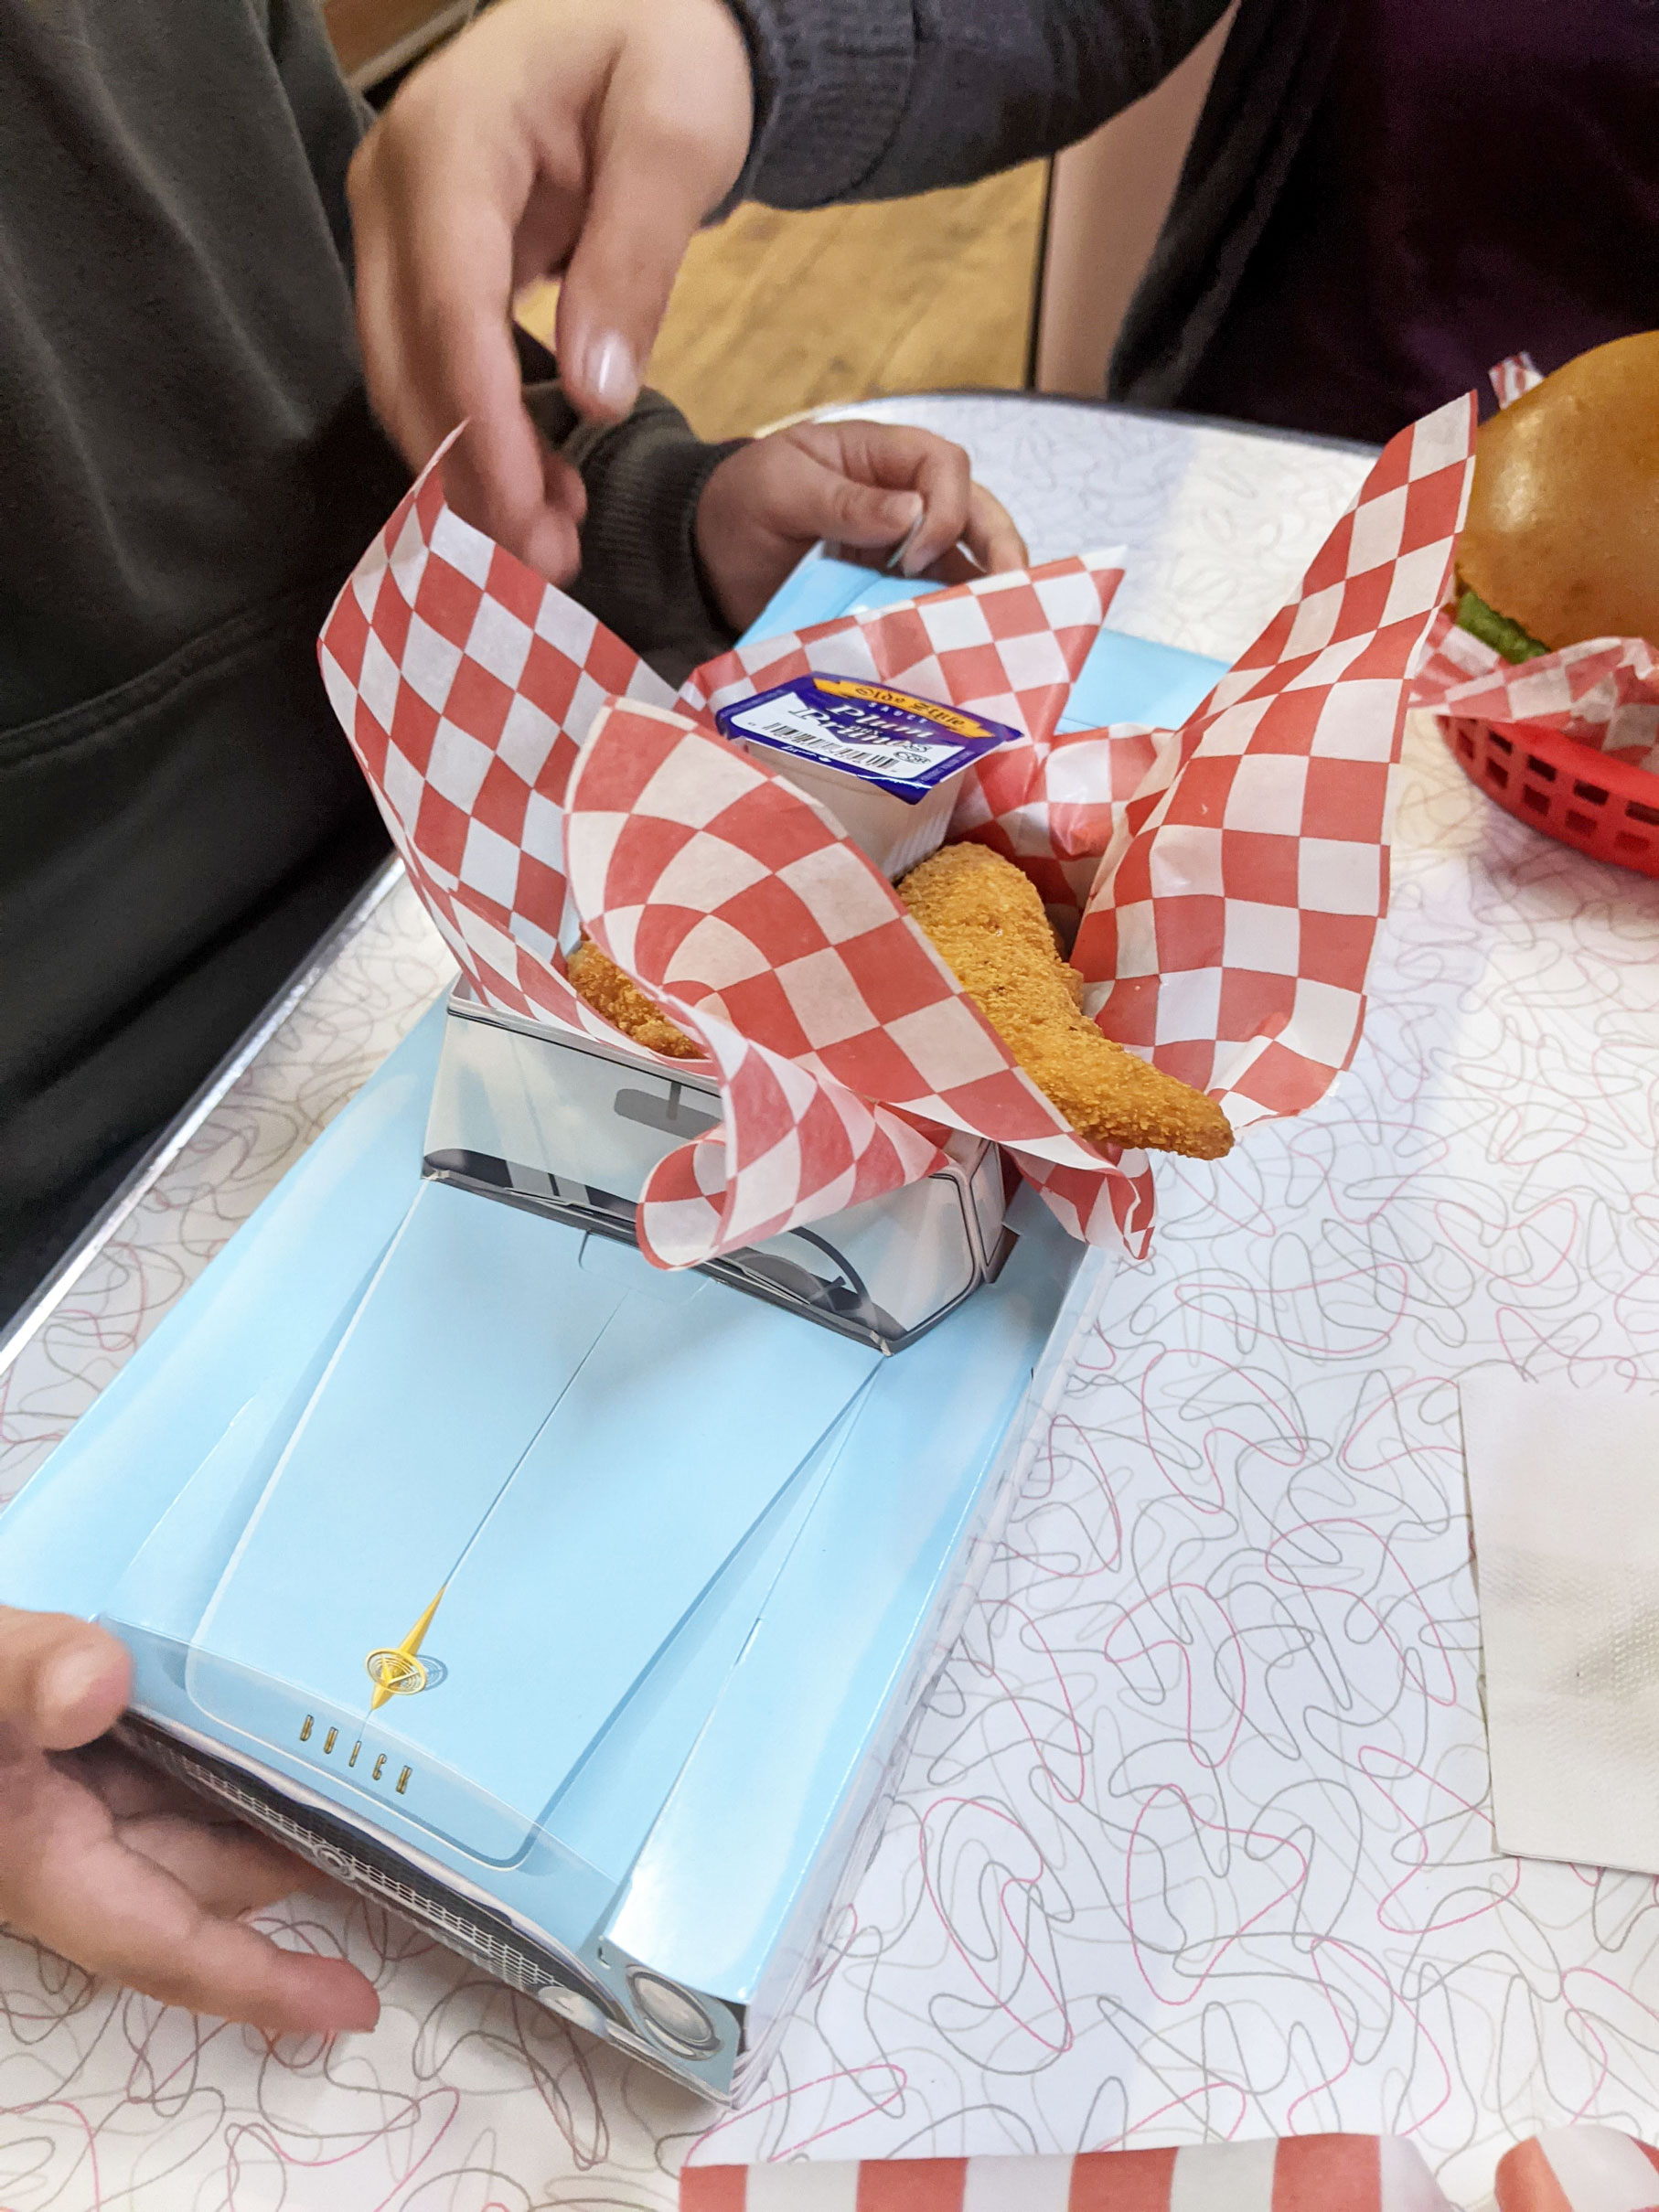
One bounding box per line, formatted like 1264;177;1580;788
695;437;926;629
915;484;1030;584
116;1812;325;1921
73;1748;337;1917
553;135;708;425
351;142;579;575
894;441;974;577
807;463;926;552
0;1625;375;2035
352;206;570;574
787;422;1028;574
441;425;583;584
553;0;754;419
70;1745;340;1907
348;68;530;465
797;422;972;575
349;0;751;572
962;480;1028;573
0;1608;130;1751
347;17;584;575
698;419;1033;628
99;1899;380;2036
11;1762;378;2035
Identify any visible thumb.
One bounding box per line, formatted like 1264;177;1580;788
819;479;926;553
0;1608;131;1752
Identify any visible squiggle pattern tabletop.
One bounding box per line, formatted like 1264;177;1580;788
4;398;1655;2210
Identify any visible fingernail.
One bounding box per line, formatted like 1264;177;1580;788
884;500;926;577
583;332;637;416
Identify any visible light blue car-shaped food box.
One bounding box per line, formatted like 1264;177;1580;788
0;562;1222;2099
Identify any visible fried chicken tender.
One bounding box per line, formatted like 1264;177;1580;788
568;847;1232;1159
896;842;1234;1160
566;940;703;1058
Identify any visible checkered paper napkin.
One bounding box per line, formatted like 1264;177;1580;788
680;2133;1453;2211
1411;353;1659;774
1489;348;1543;409
1065;390;1476;1137
680;2124;1659;2211
1411;614;1659;775
317;397;1472;1268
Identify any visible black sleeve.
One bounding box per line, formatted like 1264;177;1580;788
521;344;747;686
720;0;1234;209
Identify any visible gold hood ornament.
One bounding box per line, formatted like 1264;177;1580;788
366;1586;444;1709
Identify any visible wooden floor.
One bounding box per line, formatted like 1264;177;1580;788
516;164;1049;443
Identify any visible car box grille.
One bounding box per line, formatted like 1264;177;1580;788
118;1715;624;2022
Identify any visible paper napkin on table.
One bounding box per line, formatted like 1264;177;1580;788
1462;1370;1659;1875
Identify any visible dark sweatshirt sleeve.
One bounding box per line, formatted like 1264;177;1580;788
721;0;1234;208
523;369;747;686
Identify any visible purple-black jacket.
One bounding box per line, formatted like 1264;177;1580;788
724;0;1659;445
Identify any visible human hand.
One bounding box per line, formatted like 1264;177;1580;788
694;421;1029;632
0;1608;378;2034
349;0;754;580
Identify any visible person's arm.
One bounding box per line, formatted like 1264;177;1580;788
350;0;1214;578
525;373;746;682
724;0;1232;210
523;351;1025;679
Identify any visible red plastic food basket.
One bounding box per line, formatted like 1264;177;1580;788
1443;715;1659;879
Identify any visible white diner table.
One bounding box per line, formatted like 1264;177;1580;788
4;391;1659;2211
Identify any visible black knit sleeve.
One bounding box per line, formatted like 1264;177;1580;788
719;0;1235;209
523;365;746;687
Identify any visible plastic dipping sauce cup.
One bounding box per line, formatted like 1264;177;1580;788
715;675;1020;880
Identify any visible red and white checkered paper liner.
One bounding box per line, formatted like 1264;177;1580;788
318;395;1472;1266
562;694;1142;1262
1069;393;1476;1127
680;2125;1659;2211
1489;349;1544;408
1410;353;1659;772
680;2134;1451;2211
1411;612;1659;771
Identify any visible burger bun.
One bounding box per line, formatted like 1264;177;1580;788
1458;331;1659;652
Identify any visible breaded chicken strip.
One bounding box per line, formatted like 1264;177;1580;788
567;940;703;1058
896;842;1234;1160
